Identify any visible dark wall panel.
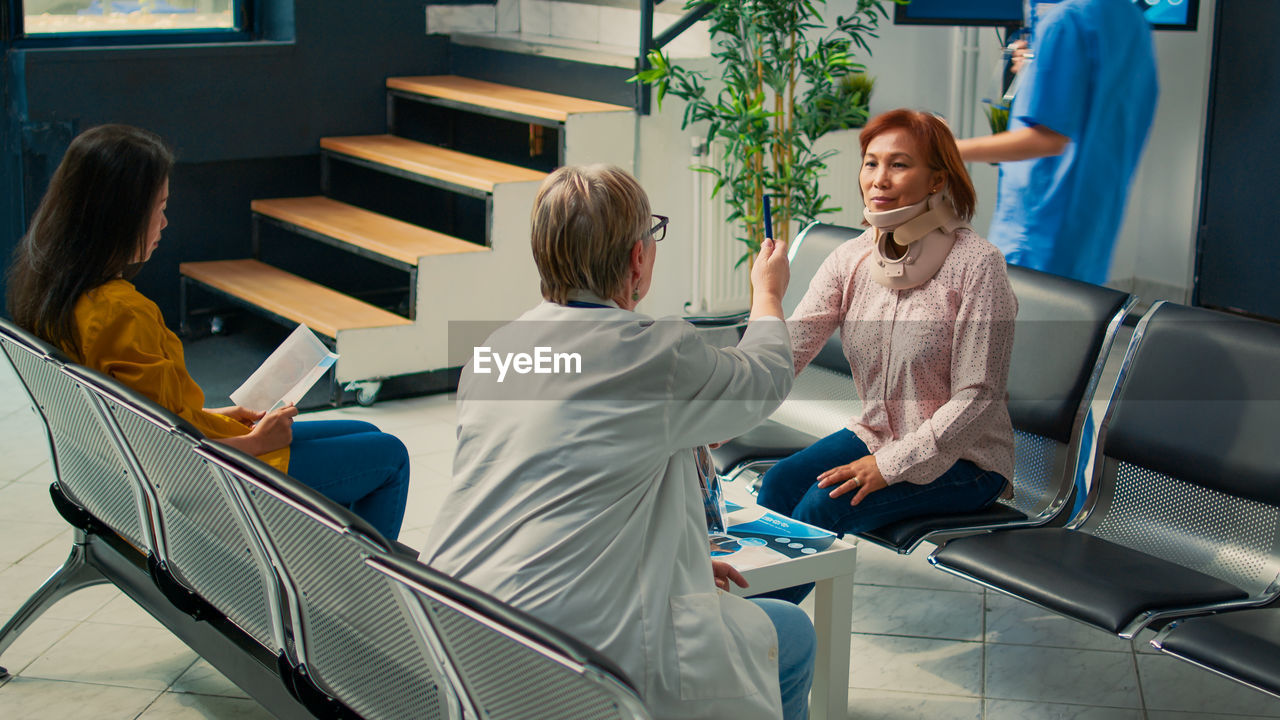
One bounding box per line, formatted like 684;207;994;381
1195;2;1280;319
18;5;448;162
1;1;450;318
2;48;24;275
137;155;320;320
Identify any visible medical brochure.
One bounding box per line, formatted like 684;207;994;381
696;446;728;534
230;324;338;413
710;499;837;571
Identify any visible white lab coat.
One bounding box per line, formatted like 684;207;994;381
423;297;794;719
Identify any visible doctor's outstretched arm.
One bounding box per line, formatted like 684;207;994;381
748;237;789;321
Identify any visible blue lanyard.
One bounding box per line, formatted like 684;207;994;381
565;301;612;309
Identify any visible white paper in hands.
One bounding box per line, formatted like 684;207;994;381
230;324;338;413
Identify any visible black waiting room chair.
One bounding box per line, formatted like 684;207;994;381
212;438;652;719
931;301;1280;638
0;319;155;553
62;364;289;661
2;314;650;718
368;553;652;720
1150;607;1280;699
858;263;1134;552
0;318;157;676
205;441;466;720
0;319;309;715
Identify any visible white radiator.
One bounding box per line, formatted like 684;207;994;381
688;137;752;314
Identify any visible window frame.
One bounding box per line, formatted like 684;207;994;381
8;0;255;47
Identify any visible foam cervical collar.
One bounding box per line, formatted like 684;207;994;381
863;193;969;290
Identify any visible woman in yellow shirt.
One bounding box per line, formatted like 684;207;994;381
6;124;409;540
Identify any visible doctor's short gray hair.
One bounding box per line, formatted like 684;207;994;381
530;164;651;305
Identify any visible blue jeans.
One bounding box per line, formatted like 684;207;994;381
750;598;815;720
286;420;411;541
756;429;1007;603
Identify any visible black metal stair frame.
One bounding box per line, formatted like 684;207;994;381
636;0;715;115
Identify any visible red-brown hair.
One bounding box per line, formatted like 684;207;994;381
859;109;976;221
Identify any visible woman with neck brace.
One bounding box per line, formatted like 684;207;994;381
757;110;1017;602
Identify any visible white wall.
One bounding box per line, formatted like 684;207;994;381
634;58;721;318
634;0;1216;315
1110;0;1215;303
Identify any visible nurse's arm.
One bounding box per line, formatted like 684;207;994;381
955;125;1069;164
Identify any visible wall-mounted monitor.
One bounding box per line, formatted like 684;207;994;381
893;0;1024;28
895;0;1199;31
1135;0;1199;31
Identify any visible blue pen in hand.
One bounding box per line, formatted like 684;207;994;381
762;195;773;243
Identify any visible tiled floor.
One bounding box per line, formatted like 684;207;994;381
2;354;1278;718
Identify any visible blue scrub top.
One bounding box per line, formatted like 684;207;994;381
987;0;1158;285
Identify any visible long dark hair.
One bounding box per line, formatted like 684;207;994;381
6;124;173;357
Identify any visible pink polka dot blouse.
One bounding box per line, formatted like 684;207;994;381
788;227;1018;485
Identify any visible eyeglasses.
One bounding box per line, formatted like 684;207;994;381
648;214;669;242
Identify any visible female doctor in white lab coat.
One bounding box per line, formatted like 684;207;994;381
423;165;815;720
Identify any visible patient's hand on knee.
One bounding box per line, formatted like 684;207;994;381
817;455;886;506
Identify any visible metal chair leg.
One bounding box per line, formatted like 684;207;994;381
725;459;778;496
0;530;110;677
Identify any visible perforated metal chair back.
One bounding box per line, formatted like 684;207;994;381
0;321;54;472
1001;265;1134;520
205;443;463;720
0;319;152;551
368;554;652;720
64;365;284;652
1080;301;1280;598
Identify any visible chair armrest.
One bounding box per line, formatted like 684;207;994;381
682;310;750;328
391;540;420;560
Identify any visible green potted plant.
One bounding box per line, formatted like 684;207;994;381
830;71;876;130
633;0;898;266
983;99;1010;135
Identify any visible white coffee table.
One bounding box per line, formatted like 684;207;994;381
721;485;856;720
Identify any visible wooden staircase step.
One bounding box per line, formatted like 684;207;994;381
252;196;486;267
320;135;546;194
180;259;412;339
386;75;630;124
